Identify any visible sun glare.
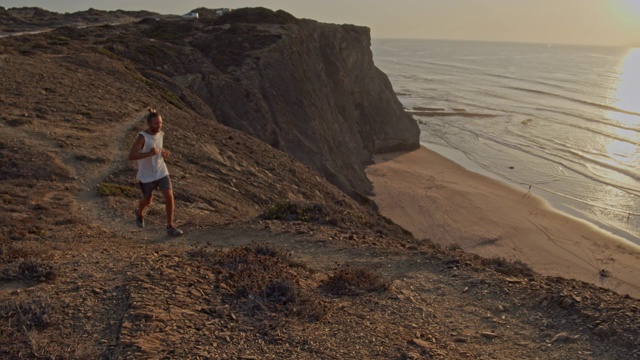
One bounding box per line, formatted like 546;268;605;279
613;48;640;118
604;47;640;178
611;0;640;29
616;0;640;16
621;0;640;13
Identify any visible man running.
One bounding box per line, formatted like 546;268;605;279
128;108;183;236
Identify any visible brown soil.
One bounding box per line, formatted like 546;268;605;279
1;8;639;359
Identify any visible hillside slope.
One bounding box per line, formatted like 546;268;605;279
8;6;420;199
0;7;639;359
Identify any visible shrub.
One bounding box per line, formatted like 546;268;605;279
1;260;55;283
189;243;325;321
252;243;284;258
322;265;390;296
261;200;336;225
0;297;53;331
481;257;535;278
97;182;137;198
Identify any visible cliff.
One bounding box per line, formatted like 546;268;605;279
1;7;419;199
102;8;420;198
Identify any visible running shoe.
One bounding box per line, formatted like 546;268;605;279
135;209;145;228
167;225;183;236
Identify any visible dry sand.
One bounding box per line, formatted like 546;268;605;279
366;146;640;298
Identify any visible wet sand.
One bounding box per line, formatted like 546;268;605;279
366;146;640;298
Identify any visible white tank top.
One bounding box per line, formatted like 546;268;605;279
136;131;169;183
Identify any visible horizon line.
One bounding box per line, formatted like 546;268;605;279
371;37;639;49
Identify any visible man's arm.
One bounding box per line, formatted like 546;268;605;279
128;134;158;161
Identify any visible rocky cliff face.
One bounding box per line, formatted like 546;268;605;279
106;8;420;199
1;7;419;200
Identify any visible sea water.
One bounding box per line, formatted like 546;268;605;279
372;39;640;245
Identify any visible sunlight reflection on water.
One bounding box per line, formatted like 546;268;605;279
604;48;640;184
599;47;640;233
611;48;640;116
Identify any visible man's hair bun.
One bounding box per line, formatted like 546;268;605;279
146;107;159;123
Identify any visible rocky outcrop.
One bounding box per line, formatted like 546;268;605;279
1;7;419;199
108;8;420;199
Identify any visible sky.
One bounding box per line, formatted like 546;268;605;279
1;0;640;46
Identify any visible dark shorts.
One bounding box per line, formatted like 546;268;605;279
139;175;172;199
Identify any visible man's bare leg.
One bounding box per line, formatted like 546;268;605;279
161;189;182;236
138;196;152;217
161;189;174;226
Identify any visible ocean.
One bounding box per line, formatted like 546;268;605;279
372;39;640;245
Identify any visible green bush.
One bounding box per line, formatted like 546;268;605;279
261;200;335;224
97;182;137;198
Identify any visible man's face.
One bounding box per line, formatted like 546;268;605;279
148;115;163;134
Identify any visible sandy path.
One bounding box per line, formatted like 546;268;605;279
366;146;640;298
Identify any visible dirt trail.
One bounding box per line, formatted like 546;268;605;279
72;111;147;228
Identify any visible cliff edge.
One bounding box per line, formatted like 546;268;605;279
1;7;420;199
105;7;420;198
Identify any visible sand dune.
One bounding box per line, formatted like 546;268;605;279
366;146;640;298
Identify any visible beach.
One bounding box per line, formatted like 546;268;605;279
366;146;640;298
373;40;640;243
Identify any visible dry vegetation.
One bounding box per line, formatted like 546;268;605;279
190;243;328;321
0;7;639;359
322;265;390;296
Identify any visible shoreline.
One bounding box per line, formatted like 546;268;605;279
366;146;640;298
421;142;640;245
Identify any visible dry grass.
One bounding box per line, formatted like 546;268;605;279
0;241;55;283
260;200;385;231
0;297;54;357
189;243;326;321
0;297;53;331
0;260;55;283
0;296;70;359
97;182;138;198
322;265;390;296
261;200;336;225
